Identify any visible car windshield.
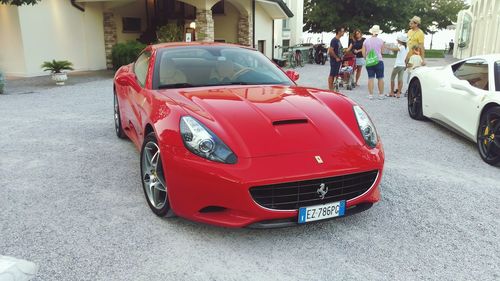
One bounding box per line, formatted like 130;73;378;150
154;46;294;89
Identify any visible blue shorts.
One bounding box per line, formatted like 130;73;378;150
329;60;341;77
366;61;384;79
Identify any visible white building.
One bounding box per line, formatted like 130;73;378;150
0;0;303;77
454;0;500;59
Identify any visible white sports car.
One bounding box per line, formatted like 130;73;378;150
407;54;500;166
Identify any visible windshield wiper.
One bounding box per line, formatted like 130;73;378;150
158;83;197;89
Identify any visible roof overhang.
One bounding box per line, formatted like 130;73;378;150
76;0;135;10
256;0;294;19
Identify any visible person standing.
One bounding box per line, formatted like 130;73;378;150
362;25;386;100
448;39;454;54
346;29;366;87
328;27;345;91
386;34;408;98
406;16;426;66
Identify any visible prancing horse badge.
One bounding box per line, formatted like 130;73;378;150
315;156;323;164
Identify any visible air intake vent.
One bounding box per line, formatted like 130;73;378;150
249;170;378;210
272;119;308;126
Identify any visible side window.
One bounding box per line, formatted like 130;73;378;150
495;61;500;92
134;51;151;87
453;59;489;90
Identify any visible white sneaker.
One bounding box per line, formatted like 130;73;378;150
368;95;374;100
378;95;385;100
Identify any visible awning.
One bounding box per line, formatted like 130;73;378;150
256;0;294;19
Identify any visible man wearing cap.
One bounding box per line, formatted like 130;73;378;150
407;16;425;65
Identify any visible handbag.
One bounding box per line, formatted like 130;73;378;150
365;49;379;67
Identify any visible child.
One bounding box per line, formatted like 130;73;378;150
339;60;353;85
386;34;408;98
405;46;423;96
407;45;423;71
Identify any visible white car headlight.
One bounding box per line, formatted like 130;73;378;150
353;106;378;148
180;116;237;164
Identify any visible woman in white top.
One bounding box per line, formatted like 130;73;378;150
386;34;408;98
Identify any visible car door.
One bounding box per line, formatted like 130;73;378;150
440;59;490;139
129;51;151;141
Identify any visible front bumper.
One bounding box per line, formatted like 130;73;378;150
161;144;384;228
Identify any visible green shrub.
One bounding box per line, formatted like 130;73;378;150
0;71;5;95
157;24;183;43
111;41;146;70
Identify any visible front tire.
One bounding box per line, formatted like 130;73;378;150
140;132;171;216
408;79;425;120
114;91;127;139
477;106;500;166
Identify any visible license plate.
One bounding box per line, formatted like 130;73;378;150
298;200;346;224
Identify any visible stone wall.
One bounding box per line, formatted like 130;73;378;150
103;12;117;69
237;15;252;47
195;10;214;42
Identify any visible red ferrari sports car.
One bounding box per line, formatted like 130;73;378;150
113;43;384;228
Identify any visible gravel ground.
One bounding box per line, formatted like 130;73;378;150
0;57;499;281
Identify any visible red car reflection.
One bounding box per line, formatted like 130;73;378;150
113;43;384;228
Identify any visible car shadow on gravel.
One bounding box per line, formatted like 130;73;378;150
160;206;379;238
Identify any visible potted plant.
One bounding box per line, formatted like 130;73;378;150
41;60;74;85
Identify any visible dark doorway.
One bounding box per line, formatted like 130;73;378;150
139;0;196;44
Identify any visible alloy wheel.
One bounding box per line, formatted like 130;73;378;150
141;141;168;210
477;108;500;165
408;80;424;120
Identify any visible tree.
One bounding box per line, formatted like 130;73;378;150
0;0;40;5
304;0;468;34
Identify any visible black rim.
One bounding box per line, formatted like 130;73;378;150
478;111;500;161
408;81;421;116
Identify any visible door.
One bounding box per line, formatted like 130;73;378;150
442;58;489;138
129;51;151;141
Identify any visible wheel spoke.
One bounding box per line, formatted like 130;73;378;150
151;151;160;168
486;114;496;125
486;141;496;156
145;147;154;166
153;182;166;192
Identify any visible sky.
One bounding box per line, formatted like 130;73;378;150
302;28;457;50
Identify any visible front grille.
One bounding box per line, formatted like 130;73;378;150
249;170;378;210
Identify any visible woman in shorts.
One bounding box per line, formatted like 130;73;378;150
346;29;365;87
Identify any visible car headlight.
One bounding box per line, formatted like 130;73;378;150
180;116;237;164
353;105;378;148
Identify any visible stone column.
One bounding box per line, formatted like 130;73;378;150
103;12;117;70
237;15;252;47
195;9;214;42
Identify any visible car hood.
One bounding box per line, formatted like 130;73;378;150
167;85;365;158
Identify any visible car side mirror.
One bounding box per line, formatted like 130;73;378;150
116;72;142;92
285;70;300;82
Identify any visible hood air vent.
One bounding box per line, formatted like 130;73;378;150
272;119;308;126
